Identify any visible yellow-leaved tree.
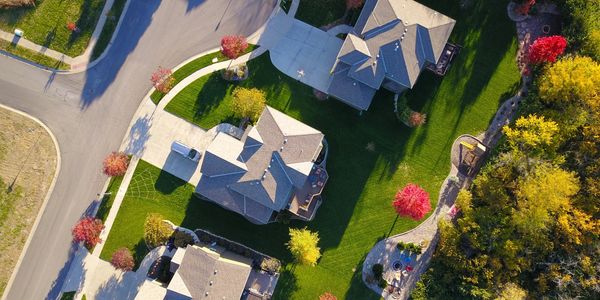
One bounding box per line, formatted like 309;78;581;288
539;56;600;109
287;227;321;266
503;114;559;155
144;213;174;248
513;164;579;234
232;87;266;123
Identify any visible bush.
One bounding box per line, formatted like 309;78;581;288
102;152;129;177
172;230;195;248
372;263;384;279
110;247;134;271
319;292;337;300
287;228;321;266
72;217;104;249
232;87;266;123
0;0;35;9
144;213;173;248
260;257;281;274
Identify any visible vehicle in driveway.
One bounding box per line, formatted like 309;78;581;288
171;141;201;161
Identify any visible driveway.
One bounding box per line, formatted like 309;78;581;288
0;0;276;299
260;13;343;92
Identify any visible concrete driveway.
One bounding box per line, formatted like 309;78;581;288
260;13;343;92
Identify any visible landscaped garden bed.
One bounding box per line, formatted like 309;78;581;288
0;0;107;56
102;1;519;298
149;44;257;104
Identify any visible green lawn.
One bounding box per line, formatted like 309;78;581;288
150;45;258;104
91;0;127;60
104;0;519;298
295;0;347;28
0;0;106;57
0;39;69;70
95;175;124;223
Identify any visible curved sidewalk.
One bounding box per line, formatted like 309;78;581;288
361;89;526;299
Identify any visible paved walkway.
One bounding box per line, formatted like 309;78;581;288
362;80;527;300
0;0;122;71
64;245;173;300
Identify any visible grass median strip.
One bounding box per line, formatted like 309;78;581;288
0;0;106;57
91;0;127;60
0;39;69;70
150;44;257;104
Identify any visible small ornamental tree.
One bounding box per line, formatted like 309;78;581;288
319;292;338;300
393;183;431;220
408;111;427;127
144;213;173;248
528;35;567;64
220;35;248;61
72;217;104;248
346;0;364;10
103;152;129;177
150;66;175;94
287;228;321;266
232;87;266;122
66;22;77;32
111;247;134;271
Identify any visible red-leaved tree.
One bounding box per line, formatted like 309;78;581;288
346;0;364;10
150;66;175;93
319;292;337;300
221;35;248;60
72;217;104;248
393;184;431;220
66;22;77;32
111;247;135;271
103;152;129;177
527;35;567;64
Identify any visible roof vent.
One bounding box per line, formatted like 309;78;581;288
404;28;408;33
205;292;209;296
353;82;357;86
280;146;284;152
283;138;288;144
214;269;218;274
210;281;213;286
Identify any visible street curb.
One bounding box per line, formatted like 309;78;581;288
0;104;61;300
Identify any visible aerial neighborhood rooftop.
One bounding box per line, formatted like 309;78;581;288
0;0;597;299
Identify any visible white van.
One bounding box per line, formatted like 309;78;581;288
171;141;201;161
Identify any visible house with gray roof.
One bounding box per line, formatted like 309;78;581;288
194;106;328;225
327;0;456;111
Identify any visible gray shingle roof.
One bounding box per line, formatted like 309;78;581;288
328;0;455;110
195;106;324;224
170;246;251;300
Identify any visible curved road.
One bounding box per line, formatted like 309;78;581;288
0;0;276;299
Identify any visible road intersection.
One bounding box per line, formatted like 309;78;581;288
0;1;276;299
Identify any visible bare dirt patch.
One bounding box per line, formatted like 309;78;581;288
0;107;57;295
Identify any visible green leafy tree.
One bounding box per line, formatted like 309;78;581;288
286;227;321;266
144;213;173;248
538;56;600;108
232;87;266;123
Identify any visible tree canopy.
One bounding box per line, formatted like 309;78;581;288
539;56;600;107
287;228;321;266
232;87;266;122
72;217;104;249
144;213;173;248
392;183;431;220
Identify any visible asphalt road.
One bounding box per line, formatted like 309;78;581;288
0;0;276;299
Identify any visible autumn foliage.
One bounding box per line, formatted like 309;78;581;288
72;217;104;248
220;35;248;60
393;184;431;220
111;247;135;271
66;22;77;32
150;66;175;93
528;35;567;64
319;292;338;300
287;228;321;266
408;111;427;127
103;152;129;177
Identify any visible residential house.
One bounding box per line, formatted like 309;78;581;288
194;106;328;224
327;0;456;111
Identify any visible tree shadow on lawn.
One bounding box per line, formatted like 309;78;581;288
271;265;299;299
405;0;519;161
191;72;233;124
345;254;381;300
68;0;105;49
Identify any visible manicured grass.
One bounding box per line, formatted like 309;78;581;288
295;0;347;28
150;44;258;104
0;39;69;69
91;0;126;60
107;1;519;298
95;175;124;223
0;0;106;57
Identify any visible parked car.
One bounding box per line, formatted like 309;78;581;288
171;141;201;161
